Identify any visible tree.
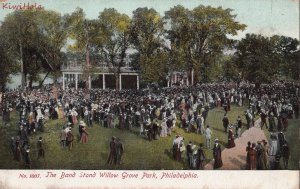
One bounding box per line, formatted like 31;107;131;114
130;7;167;84
66;8;100;88
271;35;299;80
0;10;69;88
235;34;279;85
165;5;246;83
291;50;300;80
0;44;16;91
235;34;299;85
164;5;191;79
97;8;131;89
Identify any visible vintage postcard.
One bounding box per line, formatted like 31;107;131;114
0;0;299;188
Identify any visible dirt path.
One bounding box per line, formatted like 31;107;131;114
205;119;267;170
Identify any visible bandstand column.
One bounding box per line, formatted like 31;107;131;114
102;74;106;89
137;75;140;90
88;74;91;89
75;73;78;90
62;72;65;90
119;74;122;90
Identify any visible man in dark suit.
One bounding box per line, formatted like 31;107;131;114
37;137;45;160
186;141;193;169
222;114;229;133
116;138;124;165
78;121;85;139
107;136;117;165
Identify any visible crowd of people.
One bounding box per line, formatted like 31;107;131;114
0;80;299;169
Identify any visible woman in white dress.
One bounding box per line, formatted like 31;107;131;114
160;118;168;137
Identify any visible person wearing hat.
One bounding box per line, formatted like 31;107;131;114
282;141;290;169
246;141;251;170
115;137;124;165
227;125;235;148
78;121;85;139
172;134;184;161
186;141;193;169
262;140;269;169
67;110;74;127
249;143;257;170
196;114;204;135
80;125;89;144
204;125;212;149
36;137;45;160
160;118;168;138
255;141;267;170
268;112;275;132
14;137;21;162
24;147;31;169
196;143;206;170
166;116;173;136
60;126;67;149
236;116;242;137
71;108;78;125
213;138;223;169
152;119;159;140
269;133;279;170
107;136;117;165
66;129;74;151
222;114;229;133
260;110;268;130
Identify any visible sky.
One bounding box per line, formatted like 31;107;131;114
0;0;298;39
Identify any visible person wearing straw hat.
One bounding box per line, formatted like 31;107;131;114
213;138;223;169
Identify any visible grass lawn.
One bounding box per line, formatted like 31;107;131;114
0;104;277;170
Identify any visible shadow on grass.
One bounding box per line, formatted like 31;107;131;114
213;127;226;133
164;148;187;169
100;152;108;164
164;148;173;160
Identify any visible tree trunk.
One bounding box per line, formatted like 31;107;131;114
24;73;27;88
39;71;50;87
29;77;33;89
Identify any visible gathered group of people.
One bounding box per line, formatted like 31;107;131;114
107;136;124;165
246;132;290;170
0;80;298;169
